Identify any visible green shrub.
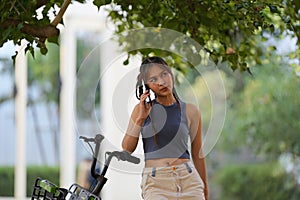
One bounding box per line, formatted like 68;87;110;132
0;166;14;196
27;166;60;196
216;162;300;200
0;166;59;197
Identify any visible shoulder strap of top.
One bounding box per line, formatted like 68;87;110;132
178;100;188;122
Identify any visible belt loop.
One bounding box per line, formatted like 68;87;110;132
184;162;192;173
151;167;156;177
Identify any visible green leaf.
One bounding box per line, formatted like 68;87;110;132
17;23;24;30
267;46;277;51
269;5;279;13
40;47;48;55
47;35;59;45
123;58;129;65
12;52;18;64
93;0;112;10
25;44;35;59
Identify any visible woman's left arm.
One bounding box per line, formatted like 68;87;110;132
187;103;209;200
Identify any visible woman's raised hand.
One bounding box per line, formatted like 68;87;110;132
137;90;153;122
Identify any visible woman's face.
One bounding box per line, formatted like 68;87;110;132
146;64;173;97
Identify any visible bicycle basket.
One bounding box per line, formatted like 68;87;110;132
66;184;100;200
31;177;68;200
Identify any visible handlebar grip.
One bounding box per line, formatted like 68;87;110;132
119;151;140;164
106;151;140;164
94;134;105;144
127;155;140;164
79;136;94;142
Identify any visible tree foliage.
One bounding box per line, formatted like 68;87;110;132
217;163;300;200
106;0;300;72
1;0;299;72
238;65;300;157
219;56;300;159
0;0;83;58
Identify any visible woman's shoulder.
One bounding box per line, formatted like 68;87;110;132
184;102;201;117
182;102;201;127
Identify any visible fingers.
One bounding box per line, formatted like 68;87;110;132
139;90;149;102
139;91;152;109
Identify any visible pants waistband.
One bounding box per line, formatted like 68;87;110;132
143;162;193;177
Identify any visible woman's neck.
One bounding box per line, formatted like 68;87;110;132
156;95;177;106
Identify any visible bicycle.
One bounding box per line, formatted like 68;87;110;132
31;134;140;200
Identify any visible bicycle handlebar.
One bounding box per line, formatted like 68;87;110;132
106;151;140;164
79;134;140;177
99;150;140;178
79;134;104;144
79;134;140;197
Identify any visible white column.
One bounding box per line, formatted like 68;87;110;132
99;39;142;200
59;23;76;188
14;40;27;199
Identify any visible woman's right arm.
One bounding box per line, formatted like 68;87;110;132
122;104;142;152
122;91;152;153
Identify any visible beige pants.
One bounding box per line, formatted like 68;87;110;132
141;162;205;200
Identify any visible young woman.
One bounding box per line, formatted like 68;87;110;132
122;56;208;200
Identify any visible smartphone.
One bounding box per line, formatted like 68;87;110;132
137;80;155;104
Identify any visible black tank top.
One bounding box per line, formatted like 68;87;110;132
141;100;190;160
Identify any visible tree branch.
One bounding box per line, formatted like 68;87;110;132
51;0;71;26
1;19;59;39
36;0;50;9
